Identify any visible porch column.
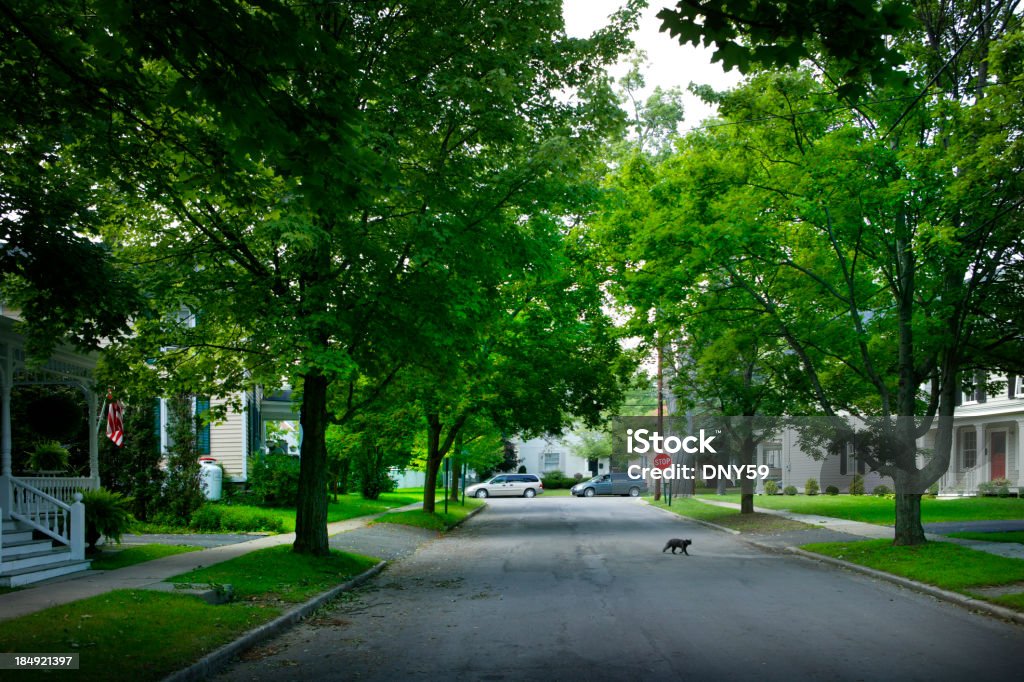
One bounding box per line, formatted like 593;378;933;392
975;423;984;468
1;371;10;477
1016;419;1024;489
87;389;100;487
1;357;11;519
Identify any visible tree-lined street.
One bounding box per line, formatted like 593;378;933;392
218;500;1024;681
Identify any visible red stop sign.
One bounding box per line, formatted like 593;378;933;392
653;452;672;469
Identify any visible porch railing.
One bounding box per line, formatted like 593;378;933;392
7;477;84;560
19;476;97;505
938;462;985;496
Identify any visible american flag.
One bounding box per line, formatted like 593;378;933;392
106;395;125;447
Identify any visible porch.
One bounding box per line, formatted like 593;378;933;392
0;317;98;585
937;419;1024;497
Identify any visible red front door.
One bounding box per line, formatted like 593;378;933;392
990;431;1006;480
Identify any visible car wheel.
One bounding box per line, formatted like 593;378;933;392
523;488;536;498
584;487;595;497
475;489;489;499
629;486;640;497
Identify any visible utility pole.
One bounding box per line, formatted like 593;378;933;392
655;339;664;501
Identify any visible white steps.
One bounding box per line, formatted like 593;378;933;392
1;520;91;587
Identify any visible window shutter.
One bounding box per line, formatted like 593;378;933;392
196;397;211;455
840;450;847;475
857;456;865;474
1009;375;1017;399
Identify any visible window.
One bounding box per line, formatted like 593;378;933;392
961;429;977;470
543;451;561;471
196;397;211;455
1010;374;1022;399
762;444;781;468
962;372;987;404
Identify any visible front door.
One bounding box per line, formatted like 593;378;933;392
990;431;1006;480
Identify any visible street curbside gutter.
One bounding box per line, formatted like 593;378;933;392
163;560;388;682
639;499;741;535
787;547;1024;627
449;502;486;529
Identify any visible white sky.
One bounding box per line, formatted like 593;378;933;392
562;0;743;130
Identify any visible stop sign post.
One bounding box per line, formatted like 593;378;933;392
653;453;672;505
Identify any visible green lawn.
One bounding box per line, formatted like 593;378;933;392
706;494;1024;525
802;539;1024;611
89;544;200;571
0;546;380;681
373;498;484;532
649;498;814;534
170;545;379;602
946;530;1024;544
133;490;422;534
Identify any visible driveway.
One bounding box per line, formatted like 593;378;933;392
217;497;1024;681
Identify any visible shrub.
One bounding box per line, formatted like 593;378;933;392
978;478;1012;497
517;465;527;474
29;440;70;472
159;394;205;523
188;504;284;533
783;485;798;496
849;474;864;495
541;470;576;489
764;480;779;495
804;478;819;495
825;485;839;495
873;484;892;496
249;453;301;506
81;488;134;549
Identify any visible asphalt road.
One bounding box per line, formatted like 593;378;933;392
218;497;1024;682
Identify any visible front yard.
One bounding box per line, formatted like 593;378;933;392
132;490;422;534
0;546;379;681
702;493;1024;525
803;539;1024;612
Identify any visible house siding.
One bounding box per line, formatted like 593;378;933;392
209;397;247;482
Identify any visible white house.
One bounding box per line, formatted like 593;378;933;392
752;373;1023;495
513;432;609;479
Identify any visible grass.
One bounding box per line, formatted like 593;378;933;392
705;493;1024;525
169;544;379;602
802;539;1024;605
649;497;814;534
0;590;277;681
132;490;422;534
0;545;381;681
373;498;484;532
89;544;200;571
947;530;1024;544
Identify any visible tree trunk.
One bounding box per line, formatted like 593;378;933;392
294;370;330;556
423;414;442;514
740;480;755;513
740;435;756;513
449;456;461;501
893;470;927;545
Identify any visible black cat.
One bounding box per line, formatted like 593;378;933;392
662;538;692;555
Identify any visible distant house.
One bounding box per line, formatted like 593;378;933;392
754;373;1023;495
513;433;608;480
157;386;299;484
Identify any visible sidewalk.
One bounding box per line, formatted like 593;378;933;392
694;498;1024;559
0;502;421;622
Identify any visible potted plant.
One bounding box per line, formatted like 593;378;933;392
28;440;70;473
80;488;134;550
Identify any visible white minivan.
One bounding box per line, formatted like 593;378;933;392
466;474;544;498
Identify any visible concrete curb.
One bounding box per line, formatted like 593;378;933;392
450;502;486;529
163;560;387;682
639;499;741;535
788;547;1024;627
